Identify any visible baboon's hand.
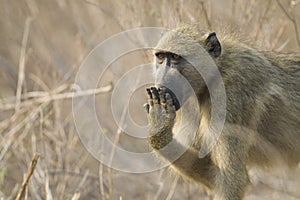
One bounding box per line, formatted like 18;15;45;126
144;87;176;134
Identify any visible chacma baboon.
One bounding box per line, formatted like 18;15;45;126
144;25;300;200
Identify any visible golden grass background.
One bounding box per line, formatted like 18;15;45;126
0;0;300;199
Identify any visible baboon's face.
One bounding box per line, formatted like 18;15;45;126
153;30;221;110
153;50;204;110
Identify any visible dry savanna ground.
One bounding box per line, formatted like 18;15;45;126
0;0;300;199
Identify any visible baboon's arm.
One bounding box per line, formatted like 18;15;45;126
145;87;216;189
167;141;216;189
150;132;216;189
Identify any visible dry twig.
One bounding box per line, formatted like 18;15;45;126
0;84;112;111
15;17;33;113
15;152;40;200
99;138;108;200
253;0;272;42
200;1;211;29
165;176;179;200
276;0;300;49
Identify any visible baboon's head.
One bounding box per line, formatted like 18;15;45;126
153;26;222;110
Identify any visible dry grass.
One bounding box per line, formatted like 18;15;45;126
15;152;39;200
0;0;299;199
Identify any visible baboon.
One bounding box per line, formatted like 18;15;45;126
144;25;300;200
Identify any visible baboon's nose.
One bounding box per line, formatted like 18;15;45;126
159;86;181;111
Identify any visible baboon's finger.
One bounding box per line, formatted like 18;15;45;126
146;88;152;98
169;104;176;113
143;103;150;113
151;87;160;104
146;88;153;106
159;87;166;104
165;93;175;112
165;93;173;104
165;92;173;105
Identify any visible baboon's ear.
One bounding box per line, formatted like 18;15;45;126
204;32;221;58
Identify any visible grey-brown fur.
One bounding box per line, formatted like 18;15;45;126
144;25;300;200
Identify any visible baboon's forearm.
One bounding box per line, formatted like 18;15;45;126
172;145;216;189
150;131;216;189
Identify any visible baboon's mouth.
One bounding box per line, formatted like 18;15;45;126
161;87;181;111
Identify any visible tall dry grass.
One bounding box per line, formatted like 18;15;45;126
0;0;299;199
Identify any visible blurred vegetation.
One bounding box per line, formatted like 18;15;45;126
0;0;299;199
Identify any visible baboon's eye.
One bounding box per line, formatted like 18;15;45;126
172;54;181;60
156;53;166;60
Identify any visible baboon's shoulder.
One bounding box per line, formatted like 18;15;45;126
262;52;300;70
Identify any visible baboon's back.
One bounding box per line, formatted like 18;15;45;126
255;52;300;166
